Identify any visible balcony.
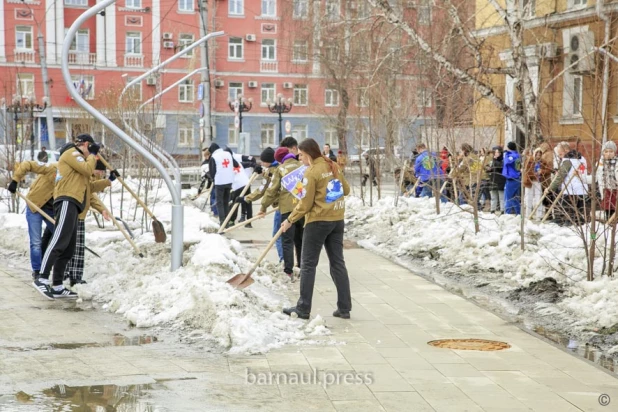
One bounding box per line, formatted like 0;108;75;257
260;60;278;73
124;54;144;67
68;51;97;65
14;49;35;64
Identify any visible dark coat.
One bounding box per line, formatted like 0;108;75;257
487;155;506;191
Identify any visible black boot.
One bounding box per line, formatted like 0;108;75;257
283;306;310;320
333;309;350;319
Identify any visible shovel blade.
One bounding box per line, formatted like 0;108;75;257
152;219;167;243
226;273;254;289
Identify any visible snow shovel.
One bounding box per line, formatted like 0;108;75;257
101;206;144;257
15;192;101;258
541;174;577;223
227;226;284;289
98;156;166;243
405;179;420;197
218;172;260;234
221;207;278;234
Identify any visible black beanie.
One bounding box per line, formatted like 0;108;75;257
260;147;275;163
95;160;106;171
507;141;517;151
208;143;220;154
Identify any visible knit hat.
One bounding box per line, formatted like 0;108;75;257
207;143;220;154
260;147;275;163
507;141;517;151
75;134;95;144
274;147;290;163
603;141;617;152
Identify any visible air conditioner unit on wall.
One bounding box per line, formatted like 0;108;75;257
146;77;156;86
163;41;174;49
539;43;559;59
283;82;293;89
246;34;256;42
569;32;595;74
162;32;173;40
214;79;225;88
143;123;153;132
248;81;258;88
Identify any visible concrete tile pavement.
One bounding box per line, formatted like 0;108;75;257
0;201;616;411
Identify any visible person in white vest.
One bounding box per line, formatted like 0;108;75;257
548;141;589;226
207;143;237;226
226;148;256;227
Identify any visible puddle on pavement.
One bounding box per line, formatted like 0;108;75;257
534;326;618;376
0;383;169;411
1;334;158;352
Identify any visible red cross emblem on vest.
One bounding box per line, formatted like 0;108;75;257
222;159;230;168
578;163;586;174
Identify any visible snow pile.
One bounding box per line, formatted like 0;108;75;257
0;181;330;354
345;196;618;329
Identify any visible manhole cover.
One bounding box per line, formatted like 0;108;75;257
428;339;511;351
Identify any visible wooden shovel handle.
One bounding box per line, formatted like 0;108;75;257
15;192;55;224
541;173;577;223
103;205;144;257
218;172;260;233
98;155;156;221
222;207;278;233
247;226;285;276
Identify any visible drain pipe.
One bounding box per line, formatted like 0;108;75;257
62;0;184;271
597;0;610;144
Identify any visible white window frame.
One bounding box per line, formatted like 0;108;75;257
324;44;339;61
228;124;238;146
416;88;432;108
261;39;276;61
229;0;244;16
127;77;142;100
178;0;194;12
71;75;95;100
418;1;432;26
16;73;34;97
360;130;370;148
68;29;89;52
293;0;309;19
520;0;536;18
292;125;307;141
293;84;308;106
229;82;243;101
292;40;308;63
178;125;194;147
326;0;340;21
357;89;368;107
325;88;339;107
324;128;338;148
15;26;33;51
569;0;587;10
125;0;141;8
261;83;275;105
178;33;195;57
178;79;195;103
261;0;276;17
126;32;142;55
64;0;88;6
357;1;370;18
261;124;276;146
228;37;243;60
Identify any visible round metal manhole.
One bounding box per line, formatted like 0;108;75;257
428;339;511;351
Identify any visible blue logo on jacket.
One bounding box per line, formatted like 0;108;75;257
325;179;344;203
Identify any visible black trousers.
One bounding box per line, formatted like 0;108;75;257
40;200;80;286
280;212;304;275
215;184;232;225
241;187;253;220
296;220;351;314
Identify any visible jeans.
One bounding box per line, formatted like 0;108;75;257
419;178;447;203
25;206;55;272
504;179;521;215
273;211;283;261
215;184;232;225
525;181;544;219
490;190;505;212
296;220;352;314
210;189;218;216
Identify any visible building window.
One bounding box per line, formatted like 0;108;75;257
126;32;142;54
68;29;89;52
228;37;243;60
357;89;368;107
357;1;370;18
326;0;340;21
64;0;88;6
127;77;142;100
261;39;276;61
292;125;307;140
292;41;308;63
178;125;194;147
563;74;583;118
261;83;275;104
324;129;338;148
520;0;535;17
15;26;33;50
418;0;431;25
573;76;582;115
229;0;244;15
179;34;194;57
71;75;95;100
293;84;308;106
569;0;587;9
126;0;141;8
178;79;194;102
229;82;243;101
325;88;339;107
228;125;238;146
16;73;34;97
360;130;370;148
261;0;276;17
178;0;194;12
261;124;275;146
416;88;432;108
324;44;339;61
293;0;309;19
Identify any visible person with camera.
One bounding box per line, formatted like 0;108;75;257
34;134;100;300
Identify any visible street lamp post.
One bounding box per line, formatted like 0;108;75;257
3;95;48;159
228;94;252;134
267;94;293;143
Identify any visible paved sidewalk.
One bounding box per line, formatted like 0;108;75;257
0;210;617;411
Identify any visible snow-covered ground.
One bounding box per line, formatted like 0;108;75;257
0;178;329;355
344;196;618;353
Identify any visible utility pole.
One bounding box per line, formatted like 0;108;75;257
38;30;56;150
198;0;213;148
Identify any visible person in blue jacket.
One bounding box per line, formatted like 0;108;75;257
502;141;521;214
414;143;445;201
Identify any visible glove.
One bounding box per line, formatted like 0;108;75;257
7;180;17;194
88;143;100;155
109;170;120;182
254;165;263;174
234;196;245;204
